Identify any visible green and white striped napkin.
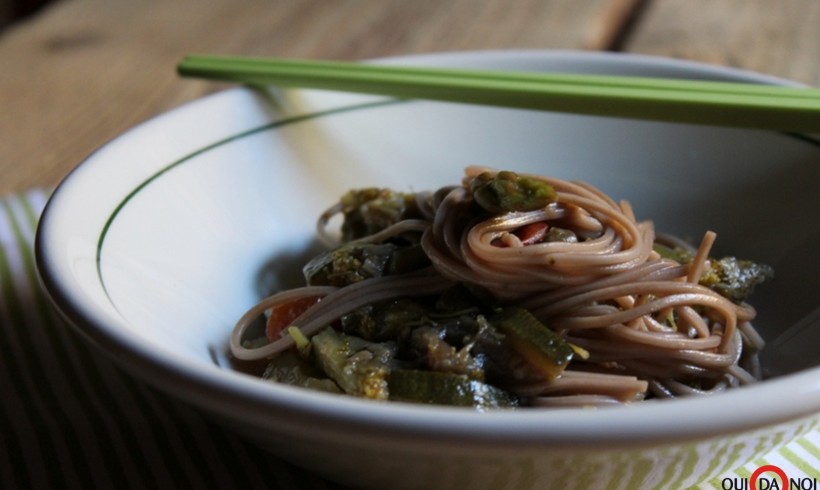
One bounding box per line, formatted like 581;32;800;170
1;190;817;489
0;189;341;490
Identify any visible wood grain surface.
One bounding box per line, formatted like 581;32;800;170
0;0;817;195
625;0;820;83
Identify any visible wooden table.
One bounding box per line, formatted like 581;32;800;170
1;0;818;196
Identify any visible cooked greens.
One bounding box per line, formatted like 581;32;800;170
700;256;774;303
653;243;774;303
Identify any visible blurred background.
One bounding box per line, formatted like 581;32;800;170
1;0;818;195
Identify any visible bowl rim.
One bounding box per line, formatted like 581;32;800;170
35;49;820;448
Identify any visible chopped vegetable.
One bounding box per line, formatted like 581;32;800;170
303;243;397;287
653;243;774;303
286;326;311;352
469;170;556;213
490;308;574;381
388;369;518;409
544;226;578;243
387;244;431;274
341;298;427;342
409;326;484;380
700;256;774;303
310;327;396;400
262;350;341;394
339;188;416;241
653;243;692;263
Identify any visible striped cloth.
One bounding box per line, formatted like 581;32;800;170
1;190;817;489
0;189;341;490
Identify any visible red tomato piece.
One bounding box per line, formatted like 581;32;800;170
266;296;321;341
514;222;549;245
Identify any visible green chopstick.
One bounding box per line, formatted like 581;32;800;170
177;54;820;133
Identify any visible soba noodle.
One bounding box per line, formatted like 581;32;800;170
231;167;772;408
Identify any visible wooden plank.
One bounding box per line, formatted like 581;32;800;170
623;0;820;85
0;0;631;194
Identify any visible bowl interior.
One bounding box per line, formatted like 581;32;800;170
37;51;820;430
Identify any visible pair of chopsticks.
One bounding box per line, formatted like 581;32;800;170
177;55;820;133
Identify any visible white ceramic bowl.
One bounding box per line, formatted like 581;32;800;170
36;51;820;490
